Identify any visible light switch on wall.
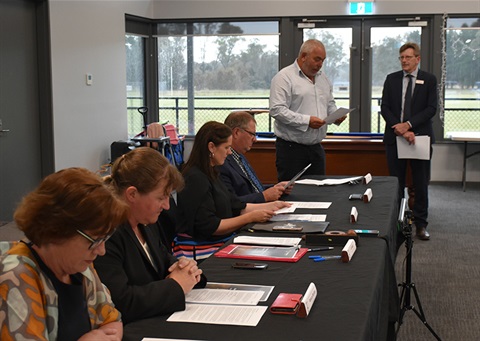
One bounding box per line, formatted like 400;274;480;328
86;73;93;86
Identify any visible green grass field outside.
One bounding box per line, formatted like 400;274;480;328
127;88;480;138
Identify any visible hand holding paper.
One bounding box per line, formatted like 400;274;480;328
396;135;430;160
324;108;355;124
403;131;415;144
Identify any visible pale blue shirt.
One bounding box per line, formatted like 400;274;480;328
269;60;337;145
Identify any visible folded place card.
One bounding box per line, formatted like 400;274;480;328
297;282;317;318
363;173;372;185
341;239;357;263
350;206;358;223
363;188;373;203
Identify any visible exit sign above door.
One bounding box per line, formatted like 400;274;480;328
349;2;374;15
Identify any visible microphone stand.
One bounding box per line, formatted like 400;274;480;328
396;210;441;340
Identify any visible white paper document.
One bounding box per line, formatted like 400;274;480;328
295;176;363;186
287;201;332;209
167;304;268;326
234;235;302;247
269;214;327;222
396;135;431;160
324;107;355;124
284;163;311;188
206;282;274;302
274;202;298;214
185;288;263;305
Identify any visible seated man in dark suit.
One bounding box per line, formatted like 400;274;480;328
219;111;292;203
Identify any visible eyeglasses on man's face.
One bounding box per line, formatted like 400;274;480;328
76;229;114;250
240;128;256;138
398;55;417;61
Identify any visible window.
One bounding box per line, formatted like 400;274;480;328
298;18;426;134
126;34;146;137
127;14;477;139
303;27;352;133
443;17;480;137
155;21;279;134
370;26;421;133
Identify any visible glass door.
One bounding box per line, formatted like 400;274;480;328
297;17;430;133
302;20;360;133
367;23;422;133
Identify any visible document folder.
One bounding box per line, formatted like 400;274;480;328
214;244;308;263
251;221;329;234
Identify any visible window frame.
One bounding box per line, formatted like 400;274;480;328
126;13;478;141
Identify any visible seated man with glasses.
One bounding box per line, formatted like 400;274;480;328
219;111;292;203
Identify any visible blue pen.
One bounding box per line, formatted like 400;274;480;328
309;255;341;262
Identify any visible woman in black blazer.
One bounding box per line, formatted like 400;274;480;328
94;147;206;324
176;121;289;245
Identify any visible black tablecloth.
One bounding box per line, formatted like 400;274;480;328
123;176;401;341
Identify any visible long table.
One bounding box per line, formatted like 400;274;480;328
446;131;480;191
124;176;401;341
245;136;390;185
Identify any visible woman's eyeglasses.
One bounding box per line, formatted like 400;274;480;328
76;229;114;250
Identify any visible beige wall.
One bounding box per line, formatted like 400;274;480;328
49;1;152;171
152;0;480;19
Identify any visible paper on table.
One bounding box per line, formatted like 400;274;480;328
206;282;274;302
295;176;363;186
167;304;268;326
269;214;327;222
324;107;355;124
185;288;263;305
396;135;430;160
234;235;302;247
287;201;332;209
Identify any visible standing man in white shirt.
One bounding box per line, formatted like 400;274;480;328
269;39;346;181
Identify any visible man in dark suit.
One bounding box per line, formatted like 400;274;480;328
381;42;438;240
219;111;292;203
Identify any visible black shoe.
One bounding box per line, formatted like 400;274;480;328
416;227;430;240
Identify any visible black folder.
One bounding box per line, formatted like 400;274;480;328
250;221;329;234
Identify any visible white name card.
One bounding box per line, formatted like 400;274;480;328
350;206;358;223
297;282;317;318
341;239;357;263
363;188;373;203
363;173;372;185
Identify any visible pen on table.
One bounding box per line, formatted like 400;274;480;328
307;247;334;252
309;255;341;262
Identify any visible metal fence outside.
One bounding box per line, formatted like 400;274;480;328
127;96;479;138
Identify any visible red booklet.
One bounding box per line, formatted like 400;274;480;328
270;293;303;314
214;244;308;263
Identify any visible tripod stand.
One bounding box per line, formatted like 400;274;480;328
396;210;441;340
